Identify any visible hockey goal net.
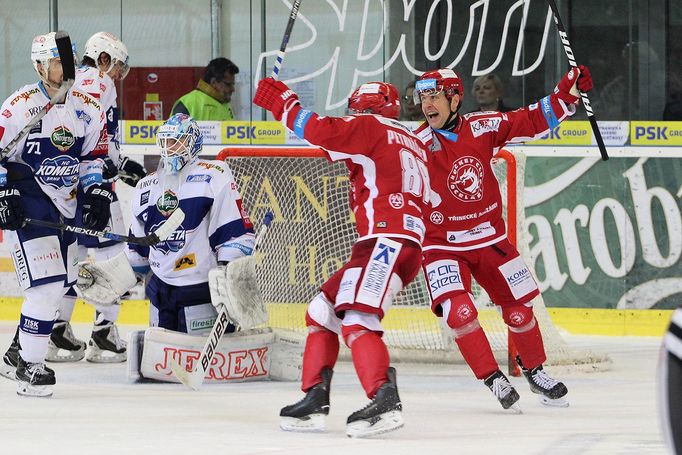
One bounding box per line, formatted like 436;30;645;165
218;146;607;369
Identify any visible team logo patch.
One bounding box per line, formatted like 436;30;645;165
140;191;150;206
186;174;211;183
1;109;11;118
50;125;75;152
156;190;179;217
430;211;444;224
388;193;404;209
174;253;196;271
376;221;387;228
448;156;484;202
152;222;185;255
456;304;473;321
35;155;79;189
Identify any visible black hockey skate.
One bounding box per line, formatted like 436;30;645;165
346;367;404;438
16;356;56;398
46;320;86;362
516;356;569;407
0;327;20;380
86;321;127;363
484;370;522;412
280;368;333;432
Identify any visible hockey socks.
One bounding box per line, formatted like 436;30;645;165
343;325;390;398
301;324;339;392
509;319;547;370
454;327;499;379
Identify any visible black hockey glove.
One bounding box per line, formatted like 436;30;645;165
0;187;25;231
101;157;119;180
118;156;147;187
82;186;113;231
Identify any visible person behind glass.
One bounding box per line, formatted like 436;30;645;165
471;73;513;113
254;78;432;437
172;57;239;120
400;80;425;122
413;66;593;411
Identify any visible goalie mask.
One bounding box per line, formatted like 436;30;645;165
157;114;203;174
414;69;463;105
31;32;77;88
347;82;401;120
84;32;130;81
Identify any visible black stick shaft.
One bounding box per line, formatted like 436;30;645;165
271;0;303;81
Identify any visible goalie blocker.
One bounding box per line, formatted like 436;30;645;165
127;327;303;383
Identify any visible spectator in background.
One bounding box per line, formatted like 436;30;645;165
400;80;425;122
470;73;513;113
172;57;239;120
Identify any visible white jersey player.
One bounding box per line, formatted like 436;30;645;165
0;32;110;397
127;114;255;333
48;32;145;364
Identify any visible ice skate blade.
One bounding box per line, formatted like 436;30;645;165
0;363;16;380
46;346;85;363
538;395;569;408
16;381;53;398
86;349;126;364
507;403;523;414
346;410;404;438
280;414;326;433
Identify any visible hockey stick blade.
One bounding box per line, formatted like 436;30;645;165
23;207;184;247
171;211;274;390
55;31;76;82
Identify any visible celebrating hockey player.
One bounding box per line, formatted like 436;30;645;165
253;78;432;437
0;32;110;397
47;31;146;364
413;66;594;410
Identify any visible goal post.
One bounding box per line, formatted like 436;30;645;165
217;146;609;370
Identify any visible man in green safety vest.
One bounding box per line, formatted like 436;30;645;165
172;58;239;120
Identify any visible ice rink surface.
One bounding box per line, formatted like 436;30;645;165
0;322;667;455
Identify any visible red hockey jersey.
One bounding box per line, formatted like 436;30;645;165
415;93;576;251
283;104;431;245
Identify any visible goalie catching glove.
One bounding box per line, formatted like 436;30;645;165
76;251;138;306
209;255;268;331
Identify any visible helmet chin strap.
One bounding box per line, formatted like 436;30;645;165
441;99;460;131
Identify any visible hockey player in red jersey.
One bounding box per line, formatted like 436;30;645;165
254;78;432;437
413;66;593;410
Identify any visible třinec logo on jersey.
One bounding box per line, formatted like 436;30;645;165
430;211;444;224
388;193;404;209
152;221;185;255
448;156;484;202
35;155;79;189
156;190;179;217
50;125;76;152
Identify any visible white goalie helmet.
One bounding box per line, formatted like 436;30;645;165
84;32;130;80
156;113;204;174
31;32;76;84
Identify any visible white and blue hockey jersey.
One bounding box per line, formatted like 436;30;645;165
0;76;107;218
127;159;256;286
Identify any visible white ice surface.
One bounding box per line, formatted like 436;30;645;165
0;323;666;455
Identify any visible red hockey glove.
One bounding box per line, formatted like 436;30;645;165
253;77;300;121
555;64;593;104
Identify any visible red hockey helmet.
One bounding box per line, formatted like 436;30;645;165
414;69;463;104
347;82;401;120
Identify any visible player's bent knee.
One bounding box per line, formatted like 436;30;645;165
306;292;341;334
441;293;479;330
341;311;382;347
502;304;536;331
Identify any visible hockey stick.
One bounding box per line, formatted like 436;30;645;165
545;0;608;161
271;0;303;81
170;210;274;390
24;207;185;247
0;31;76;162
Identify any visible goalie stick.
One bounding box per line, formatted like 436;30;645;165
0;31;76;162
170;211;274;390
24;207;185;247
271;0;303;81
545;0;608;161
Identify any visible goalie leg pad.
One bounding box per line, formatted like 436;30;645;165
136;327;290;383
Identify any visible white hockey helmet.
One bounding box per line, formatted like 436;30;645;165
157;114;204;174
31;32;76;84
84;32;130;80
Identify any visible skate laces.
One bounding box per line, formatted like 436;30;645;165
62;322;78;342
27;362;47;380
531;368;559;390
491;376;515;398
107;324;125;349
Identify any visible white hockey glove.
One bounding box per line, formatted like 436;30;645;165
76;251;138;306
208;256;268;331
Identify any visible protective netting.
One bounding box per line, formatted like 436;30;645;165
221;147;609;368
